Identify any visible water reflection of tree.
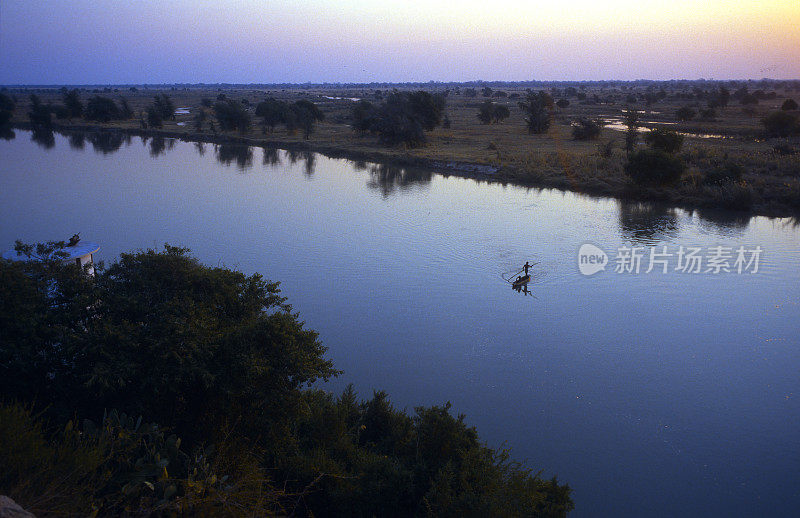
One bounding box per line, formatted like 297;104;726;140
262;147;281;167
618;200;679;244
693;208;750;236
215;144;253;170
0;127;15;141
366;163;433;197
88;132;127;155
67;132;85;150
194;142;205;156
30;128;55;149
149;136;174;157
301;151;315;177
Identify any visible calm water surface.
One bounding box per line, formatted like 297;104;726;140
2;130;799;517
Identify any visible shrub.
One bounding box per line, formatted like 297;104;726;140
571;118;602;140
704;162;744;185
477;100;510;124
518;90;552;134
644;128;684;153
675;106;696;121
556;99;569;109
763;110;798;137
781;98;798;111
214;99;251;133
146;106;162;128
84;96;121;122
625;149;685;185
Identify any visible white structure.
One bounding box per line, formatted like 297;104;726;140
3;241;100;275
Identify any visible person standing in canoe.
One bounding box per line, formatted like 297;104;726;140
523;261;531;276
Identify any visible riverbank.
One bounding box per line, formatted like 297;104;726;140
6;82;800;218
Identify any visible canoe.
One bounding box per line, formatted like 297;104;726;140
512;275;531;287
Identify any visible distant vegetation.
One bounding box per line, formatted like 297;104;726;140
0;243;573;516
350;90;446;147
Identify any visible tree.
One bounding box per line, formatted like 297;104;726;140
477;101;511;125
556;99;569;109
644;128;684;153
351;99;376;133
84;96;121;122
361;91;446;147
624;109;639;152
675;106;696;121
482;86;493;97
625;149;685;185
781;98;798;111
571;118;602;140
763;111;798;137
213;100;251;133
518;90;552;134
118;97;133;119
291;99;325;139
62;88;83;118
27;94;52;128
146;106;163;128
255;97;287;133
0;91;15;112
464;88;477;97
152;94;175;120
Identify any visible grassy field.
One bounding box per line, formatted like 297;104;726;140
5;81;800;217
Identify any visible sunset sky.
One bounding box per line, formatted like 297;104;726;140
1;0;798;84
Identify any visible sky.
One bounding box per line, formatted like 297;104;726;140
1;0;799;84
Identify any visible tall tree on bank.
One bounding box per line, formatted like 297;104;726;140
518;90;553;134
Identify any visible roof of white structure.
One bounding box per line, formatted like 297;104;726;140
2;242;100;261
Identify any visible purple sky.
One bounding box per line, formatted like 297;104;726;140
1;0;798;84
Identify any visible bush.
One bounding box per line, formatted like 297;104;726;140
704;162;744;185
477;100;510;125
763;110;798;137
360;91;446;148
625;149;685;185
675;106;696;121
556;99;569;109
781;98;798;111
518;90;552;134
214;100;251;133
644;128;684;153
571;118;602;140
84;96;121;122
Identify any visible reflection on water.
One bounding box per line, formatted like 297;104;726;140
366;163;433;197
0;126;14;141
693;208;750;236
216;144;253;170
148;136;174;157
618;200;680;244
67;132;85;150
88;132;129;155
263;147;281;167
194;142;205;156
30;127;55;149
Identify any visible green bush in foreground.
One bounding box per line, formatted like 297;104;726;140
0;244;573;517
625;149;685;185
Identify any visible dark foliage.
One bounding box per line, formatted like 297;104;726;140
146;106;163;128
214;100;251;133
152;94;175;120
477;100;510;124
625;149;685;185
84;96;122;123
675;106;696;121
291;99;325;139
356;91;446;148
704;162;744;185
780;98;798;111
644;128;684;153
0;245;574;517
61;88;83;118
255;97;287;133
571;118;602;140
763;111;798;137
556;99;570;109
518;90;553;134
27;94;52;128
351;99;376;133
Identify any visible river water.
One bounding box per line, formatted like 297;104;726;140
1;130;798;517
